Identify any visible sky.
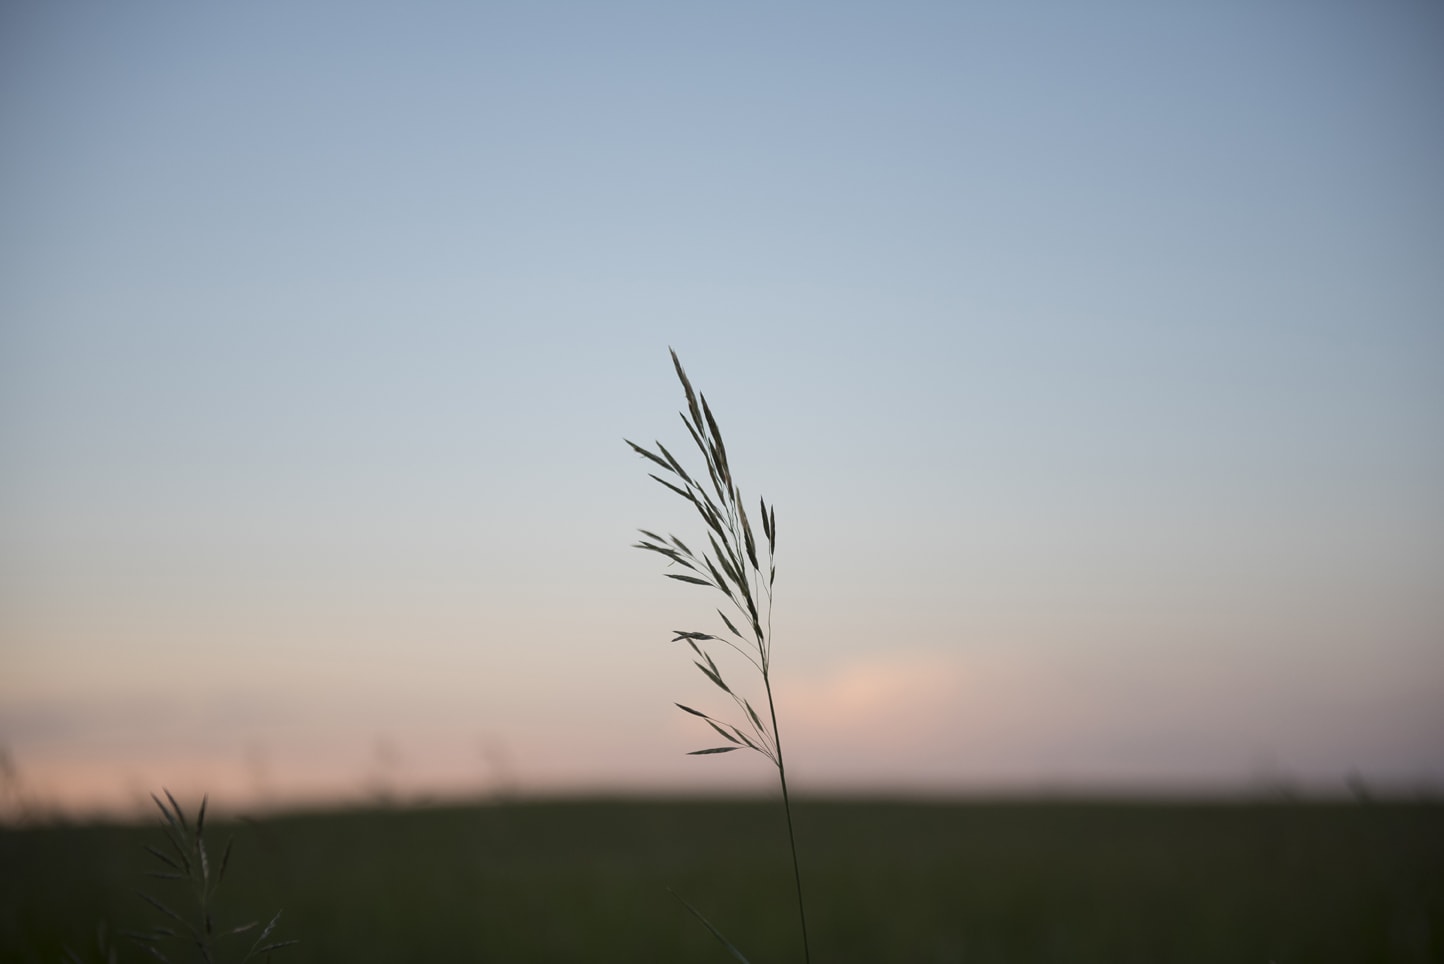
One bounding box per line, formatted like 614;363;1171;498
2;1;1442;817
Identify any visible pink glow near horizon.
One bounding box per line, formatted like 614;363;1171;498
6;644;1439;822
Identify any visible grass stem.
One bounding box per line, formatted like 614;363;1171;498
767;677;811;964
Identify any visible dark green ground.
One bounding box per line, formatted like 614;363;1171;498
3;796;1442;962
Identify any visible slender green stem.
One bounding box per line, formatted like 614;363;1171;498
765;674;811;964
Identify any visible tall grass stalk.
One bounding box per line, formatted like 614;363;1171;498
129;791;295;964
627;349;811;963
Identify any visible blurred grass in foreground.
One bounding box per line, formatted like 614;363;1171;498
4;797;1441;963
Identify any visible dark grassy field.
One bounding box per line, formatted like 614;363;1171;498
4;796;1442;963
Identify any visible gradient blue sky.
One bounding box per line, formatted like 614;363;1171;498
3;2;1442;814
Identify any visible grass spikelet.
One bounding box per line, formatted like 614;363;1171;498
128;791;296;963
629;348;811;963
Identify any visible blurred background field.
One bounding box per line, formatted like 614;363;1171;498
5;795;1442;963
